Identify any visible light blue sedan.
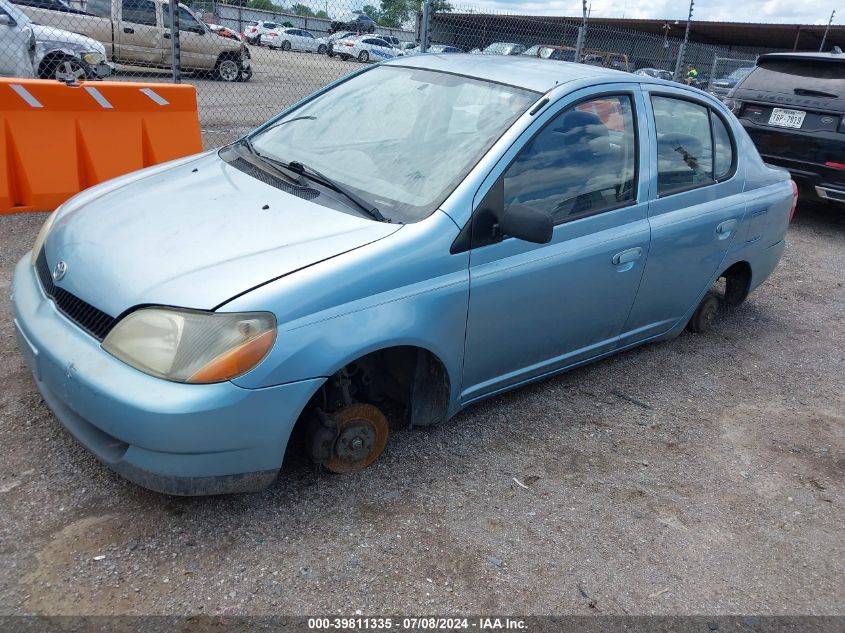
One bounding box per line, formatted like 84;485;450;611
11;55;797;494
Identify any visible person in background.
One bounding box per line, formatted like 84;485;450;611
685;64;699;85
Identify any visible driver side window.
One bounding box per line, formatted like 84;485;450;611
503;95;637;224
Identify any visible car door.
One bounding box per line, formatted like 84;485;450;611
0;5;34;77
460;87;652;403
116;0;164;65
621;87;746;344
300;29;318;52
162;4;212;70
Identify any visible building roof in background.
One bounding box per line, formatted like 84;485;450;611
432;13;845;51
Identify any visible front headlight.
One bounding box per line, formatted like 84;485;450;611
102;308;276;383
82;51;105;65
31;211;57;266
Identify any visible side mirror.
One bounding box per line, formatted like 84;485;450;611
0;13;15;26
499;203;553;244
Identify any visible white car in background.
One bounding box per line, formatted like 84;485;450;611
262;27;320;52
334;35;402;62
243;20;279;45
0;0;112;80
318;30;355;55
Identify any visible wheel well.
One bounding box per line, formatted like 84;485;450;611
306;346;450;427
37;52;74;78
719;261;752;306
215;51;241;66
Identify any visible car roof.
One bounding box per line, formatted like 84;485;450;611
384;54;634;93
758;51;845;63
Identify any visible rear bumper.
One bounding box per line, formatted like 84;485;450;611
11;255;323;495
757;154;845;202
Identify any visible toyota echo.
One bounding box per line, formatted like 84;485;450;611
11;55;796;494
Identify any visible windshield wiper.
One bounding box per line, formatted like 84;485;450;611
285;161;388;222
794;87;838;98
237;137;308;186
236;140;388;222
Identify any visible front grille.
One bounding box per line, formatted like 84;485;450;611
35;249;117;341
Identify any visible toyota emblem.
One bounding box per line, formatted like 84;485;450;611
52;260;68;281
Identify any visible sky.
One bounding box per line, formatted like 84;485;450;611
459;0;838;26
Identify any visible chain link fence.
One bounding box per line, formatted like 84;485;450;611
1;0;781;148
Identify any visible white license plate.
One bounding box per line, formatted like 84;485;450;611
768;108;806;129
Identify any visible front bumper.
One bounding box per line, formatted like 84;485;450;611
11;255;323;495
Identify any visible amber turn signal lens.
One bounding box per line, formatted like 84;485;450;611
188;329;276;384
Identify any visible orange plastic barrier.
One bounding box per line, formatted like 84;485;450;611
0;79;202;214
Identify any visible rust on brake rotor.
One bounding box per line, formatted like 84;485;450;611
323;403;389;474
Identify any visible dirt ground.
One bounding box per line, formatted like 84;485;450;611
0;201;843;616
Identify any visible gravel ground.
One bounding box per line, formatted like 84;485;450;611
0;201;843;616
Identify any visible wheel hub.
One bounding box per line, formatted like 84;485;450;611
322;403;389;473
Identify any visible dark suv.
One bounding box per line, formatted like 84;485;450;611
728;52;845;204
329;13;375;34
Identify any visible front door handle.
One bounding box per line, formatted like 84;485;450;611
123;26;134;34
716;218;738;239
612;247;643;266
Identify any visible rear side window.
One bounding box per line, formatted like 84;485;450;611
742;59;845;95
652;96;736;195
711;111;734;180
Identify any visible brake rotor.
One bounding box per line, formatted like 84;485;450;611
323;403;389;474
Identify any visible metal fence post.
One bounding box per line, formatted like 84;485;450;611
673;0;694;81
574;0;587;62
420;0;432;53
168;0;181;84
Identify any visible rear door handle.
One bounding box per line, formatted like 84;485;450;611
123;26;134;34
716;219;738;239
612;247;643;266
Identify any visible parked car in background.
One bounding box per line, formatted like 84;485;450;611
521;45;577;61
380;35;401;49
262;27;319;53
242;20;278;45
333;34;401;62
478;41;525;55
318;30;355;55
12;55;795;494
634;67;674;81
583;49;631;72
14;0;249;81
329;12;374;34
728;51;845;204
1;0;112;79
405;44;463;55
707;66;753;100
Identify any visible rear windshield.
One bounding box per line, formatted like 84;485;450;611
743;59;845;94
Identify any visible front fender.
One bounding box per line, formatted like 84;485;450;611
225;211;469;416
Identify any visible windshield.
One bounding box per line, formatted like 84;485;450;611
249;66;538;222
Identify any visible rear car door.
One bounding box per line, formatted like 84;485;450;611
461;87;652;402
732;55;845;202
116;0;164;64
622;87;745;344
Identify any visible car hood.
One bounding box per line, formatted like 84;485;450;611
45;152;402;317
31;24;105;53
